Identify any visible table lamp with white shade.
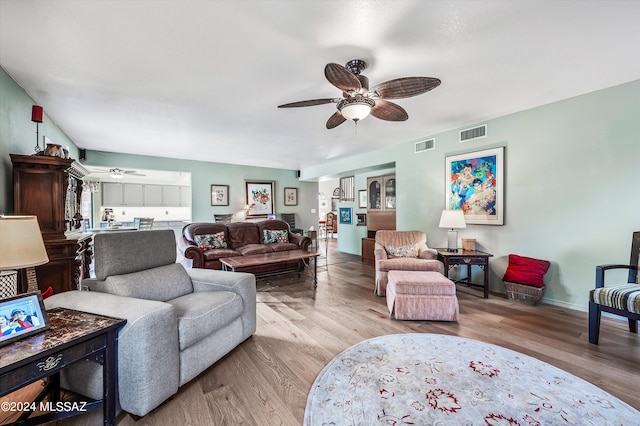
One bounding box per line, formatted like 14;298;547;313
0;216;49;297
439;210;466;252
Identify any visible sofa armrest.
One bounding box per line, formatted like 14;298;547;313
44;291;180;417
418;248;438;260
186;268;257;339
374;242;388;263
289;232;312;250
177;236;205;268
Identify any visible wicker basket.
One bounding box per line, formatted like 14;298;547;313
504;281;545;305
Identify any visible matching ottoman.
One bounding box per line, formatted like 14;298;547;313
386;270;459;321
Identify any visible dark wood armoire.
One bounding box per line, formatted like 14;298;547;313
10;154;92;295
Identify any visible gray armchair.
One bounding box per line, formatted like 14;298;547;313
45;229;256;417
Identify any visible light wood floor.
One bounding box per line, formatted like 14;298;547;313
52;239;639;425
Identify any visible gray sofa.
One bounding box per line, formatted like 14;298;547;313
44;229;256;417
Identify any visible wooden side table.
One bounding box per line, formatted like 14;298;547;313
436;249;494;298
0;308;126;425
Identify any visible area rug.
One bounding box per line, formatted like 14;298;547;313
304;334;638;425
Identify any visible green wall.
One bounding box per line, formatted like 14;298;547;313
1;66;317;229
4;62;639;311
0;66;79;214
82;150;318;228
303;80;640;311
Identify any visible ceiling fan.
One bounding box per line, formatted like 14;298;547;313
278;59;441;129
92;168;146;179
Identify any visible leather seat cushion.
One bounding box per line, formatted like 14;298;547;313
270;242;299;252
203;248;241;260
236;244;274;256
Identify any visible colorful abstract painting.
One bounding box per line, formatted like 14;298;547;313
445;147;504;225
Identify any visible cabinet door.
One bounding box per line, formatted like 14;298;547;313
367;177;383;211
102;183;123;206
180;186;191;207
144;185;163;206
162;185;181;206
123;183;144;206
384;176;396;210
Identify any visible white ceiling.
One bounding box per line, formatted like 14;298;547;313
1;1;639;172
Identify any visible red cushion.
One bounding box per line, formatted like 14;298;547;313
502;254;550;288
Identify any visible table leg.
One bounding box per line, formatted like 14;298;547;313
103;329;118;426
483;261;489;299
314;256;317;287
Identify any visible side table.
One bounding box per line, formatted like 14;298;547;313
0;308;126;425
436;249;494;299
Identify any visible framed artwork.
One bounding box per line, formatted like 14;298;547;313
331;197;339;212
356;213;367;226
358;190;367;208
245;180;275;217
211;184;229;206
339;207;352;224
284;187;298;206
445;146;504;225
0;291;50;347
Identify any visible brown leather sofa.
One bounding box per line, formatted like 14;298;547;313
177;220;312;273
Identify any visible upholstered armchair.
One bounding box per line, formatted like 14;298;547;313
374;230;444;296
589;231;639;344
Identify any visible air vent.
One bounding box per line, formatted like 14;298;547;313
460;124;487;142
415;138;435;153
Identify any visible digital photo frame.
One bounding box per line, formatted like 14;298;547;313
0;291;50;347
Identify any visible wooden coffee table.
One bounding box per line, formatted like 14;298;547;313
220;250;320;286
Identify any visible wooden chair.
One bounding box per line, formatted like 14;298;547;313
326;212;337;239
134;217;154;230
588;231;640;344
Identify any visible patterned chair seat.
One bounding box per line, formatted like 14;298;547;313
590;284;640;314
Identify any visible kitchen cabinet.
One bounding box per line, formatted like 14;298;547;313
143;185;163;206
123;183;143;206
180;186;191;207
102;183;190;207
162;185;181;206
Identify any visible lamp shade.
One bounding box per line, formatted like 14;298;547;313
438;210;466;229
0;216;49;269
31;105;44;123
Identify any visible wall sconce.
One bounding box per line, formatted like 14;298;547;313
31;105;44;153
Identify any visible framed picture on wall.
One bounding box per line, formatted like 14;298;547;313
358;190;367;208
331;197;339;212
211;184;229;206
284;187;297;206
339;207;352;224
245;180;275;217
445;146;504;225
356;213;367;226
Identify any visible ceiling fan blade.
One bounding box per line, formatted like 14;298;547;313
278;98;339;108
325;63;361;92
373;77;441;99
326;111;346;129
370;100;409;121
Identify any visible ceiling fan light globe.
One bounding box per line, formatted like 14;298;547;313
341;103;371;121
338;97;375;122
